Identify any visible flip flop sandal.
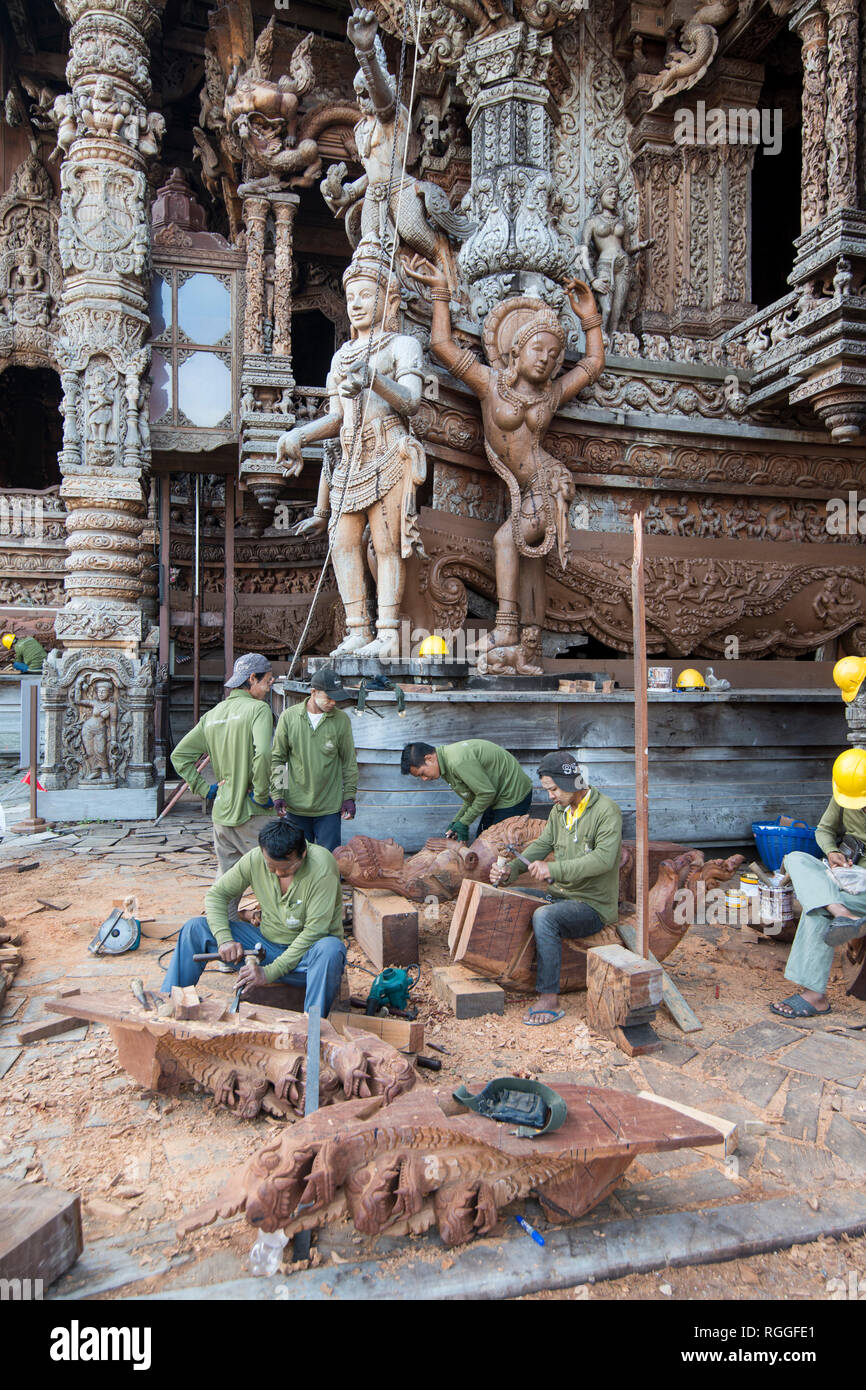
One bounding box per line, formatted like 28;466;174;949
524;1009;566;1026
823;916;866;947
770;993;831;1019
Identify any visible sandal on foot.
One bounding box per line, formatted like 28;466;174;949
770;993;831;1018
823;916;866;947
524;1008;565;1026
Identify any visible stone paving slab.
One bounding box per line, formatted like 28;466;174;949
824;1113;866;1177
722;1019;807;1058
696;1048;788;1109
617;1168;741;1214
761;1135;840;1187
781;1076;823;1143
639;1060;757;1116
777;1031;866;1088
838;1093;866;1123
652;1040;699;1067
0;1045;22;1078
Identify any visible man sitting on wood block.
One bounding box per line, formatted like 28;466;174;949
400;738;532;842
161;820;347;1017
490;751;622;1025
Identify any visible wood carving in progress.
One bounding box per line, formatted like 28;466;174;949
178;1084;723;1248
44;990;415;1120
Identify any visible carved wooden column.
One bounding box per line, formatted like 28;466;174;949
272;193;299;361
825;0;860;211
792;1;828;233
41;0;164;813
241;191;269;356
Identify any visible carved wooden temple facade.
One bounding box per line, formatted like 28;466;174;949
0;0;864;816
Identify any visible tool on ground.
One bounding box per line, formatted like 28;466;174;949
414;1054;442;1071
348;992;417;1020
154;753;210;823
229;942;265;1014
130;978;153;1011
514;1214;546;1248
426;1041;449;1055
361;964;420;1016
292;1003;321;1263
88;905;141;956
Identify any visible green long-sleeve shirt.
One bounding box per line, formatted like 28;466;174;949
171;689;273;827
506;788;622;924
815;798;866;855
14;637;47;671
270;700;358;816
436;739;532;830
205;844;343;981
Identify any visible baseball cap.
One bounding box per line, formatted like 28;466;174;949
537;750;585;790
225;653;272;688
310;665;350;700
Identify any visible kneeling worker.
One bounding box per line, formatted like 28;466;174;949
772;748;866;1019
162;819;346;1016
490;751;622;1026
2;631;47;672
400;738;532;841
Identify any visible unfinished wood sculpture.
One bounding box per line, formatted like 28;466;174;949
0;928;22;1009
450;881;619;992
178;1084;723;1249
586;943;663;1055
45;990;416;1120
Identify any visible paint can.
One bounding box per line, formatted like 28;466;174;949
760;883;795;929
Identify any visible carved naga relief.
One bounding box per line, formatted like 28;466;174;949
178;1084;722;1249
45;991;416;1121
648;0;739;110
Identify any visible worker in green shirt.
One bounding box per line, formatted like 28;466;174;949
400;738;532;842
490;750;622;1026
2;631;47;672
270;666;358;852
161;819;346;1016
171;652;274;918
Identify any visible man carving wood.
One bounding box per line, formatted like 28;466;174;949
489;751;622;1025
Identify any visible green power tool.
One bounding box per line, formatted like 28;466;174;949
364;965;420;1016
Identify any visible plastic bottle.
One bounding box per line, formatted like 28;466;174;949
248;1229;288;1276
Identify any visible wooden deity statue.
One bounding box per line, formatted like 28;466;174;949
275;240;427;660
409;258;605;672
579;185;652;338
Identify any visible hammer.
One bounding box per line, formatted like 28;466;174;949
229;942;266;1014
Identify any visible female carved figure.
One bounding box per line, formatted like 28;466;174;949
80;678;119;783
580;185;652;338
409;257;604;658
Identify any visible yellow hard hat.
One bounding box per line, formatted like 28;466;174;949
1;634;15;650
418;634;449;658
676;668;707;690
833;656;866;704
832;747;866;808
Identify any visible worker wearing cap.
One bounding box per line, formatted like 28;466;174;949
400;739;532;842
772;747;866;1019
162;819;346;1016
171;652;275;918
270;666;358;852
2;632;47;672
490;751;621;1026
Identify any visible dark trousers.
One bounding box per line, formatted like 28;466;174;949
286;811;342;852
477;791;533;836
531;898;604;994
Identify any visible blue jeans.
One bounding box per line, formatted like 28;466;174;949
161;915;347;1016
286;811;342;852
531;898;604;994
477;792;533;836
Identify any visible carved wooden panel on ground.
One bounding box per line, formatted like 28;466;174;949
178;1083;723;1250
44;990;416;1120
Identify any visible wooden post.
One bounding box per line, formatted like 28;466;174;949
632;511;649;959
11;685;47;834
158;475;170;671
193;473;201;724
224;473;235;682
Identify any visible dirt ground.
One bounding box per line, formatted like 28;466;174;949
2;812;866;1301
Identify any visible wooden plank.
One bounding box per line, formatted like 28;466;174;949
329;1009;424;1053
17;1014;86;1044
616;919;703;1033
637;1090;737;1156
351;888;419;971
447;878;475;954
432;964;505;1018
0;1181;83;1285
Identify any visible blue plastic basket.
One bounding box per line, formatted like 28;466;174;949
751;818;821;872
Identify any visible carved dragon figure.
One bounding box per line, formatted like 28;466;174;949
648;0;738;111
178;1083;723;1248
